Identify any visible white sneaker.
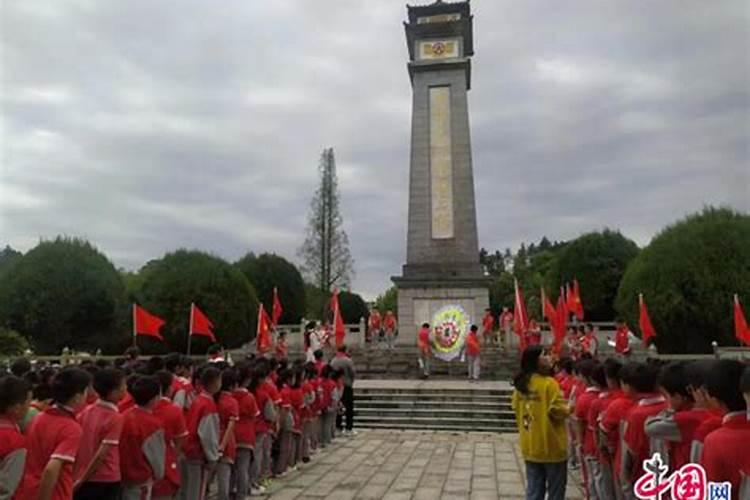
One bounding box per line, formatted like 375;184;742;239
251;485;266;494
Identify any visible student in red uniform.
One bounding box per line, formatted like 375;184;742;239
499;307;513;352
383;311;398;350
182;366;221;500
252;360;281;488
308;363;324;454
165;354;193;412
22;368;92;500
300;363;316;464
465;325;482;382
152;371;188;500
274;369;295;477
573;360;601;499
481;309;495;346
118;375;165;500
0;375;31;499
367;308;382;344
526;320;542;347
74;368;127;500
583;362;611;500
417;323;432;379
599;362;637;499
233;362;261;498
689;360;724;464
319;366;337;447
701;360;750;500
644;361;712;472
580;324;598;358
591;359;622;500
621;362;666;498
213;368;239;500
613;320;632;357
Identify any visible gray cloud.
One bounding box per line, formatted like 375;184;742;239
1;0;748;299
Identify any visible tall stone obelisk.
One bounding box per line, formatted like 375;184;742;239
392;0;489;345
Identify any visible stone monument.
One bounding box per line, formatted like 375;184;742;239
392;0;490;344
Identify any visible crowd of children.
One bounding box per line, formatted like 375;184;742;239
0;348;353;499
557;353;750;500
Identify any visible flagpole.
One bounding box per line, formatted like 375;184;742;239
132;303;137;348
187;303;194;357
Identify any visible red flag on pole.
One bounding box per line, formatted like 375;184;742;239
734;294;750;346
190;303;216;343
554;292;568;353
513;279;528;350
256;303;273;354
565;283;575;315
272;287;283;326
638;294;657;347
133;304;165;341
331;289;346;348
572;279;584;320
542;288;557;330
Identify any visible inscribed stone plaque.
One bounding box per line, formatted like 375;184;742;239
429;86;454;239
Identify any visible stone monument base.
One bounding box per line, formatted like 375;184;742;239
393;280;489;345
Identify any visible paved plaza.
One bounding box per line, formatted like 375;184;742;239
259;429;584;500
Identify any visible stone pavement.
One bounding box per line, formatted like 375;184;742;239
259;429;584;500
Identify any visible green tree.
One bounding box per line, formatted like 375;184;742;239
479;248;505;276
546;229;639;320
298;148;354;292
489;272;515;315
374;286;397;315
235;253;306;324
0;237;128;354
135;250;258;353
0;328;31;357
338;291;369;324
616;207;750;354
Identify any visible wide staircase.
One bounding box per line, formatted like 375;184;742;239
352;380;515;433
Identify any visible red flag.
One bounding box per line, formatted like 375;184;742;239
133;304;165;341
542;288;557;327
553;292;568;353
572;279;584;320
734;294;750;346
565;283;575;314
331;289;346;348
272;287;283;326
190;303;216;343
513;279;528;350
638;294;657;347
256;303;273;354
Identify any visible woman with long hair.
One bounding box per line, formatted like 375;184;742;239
512;345;569;500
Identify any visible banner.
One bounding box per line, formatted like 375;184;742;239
431;304;471;361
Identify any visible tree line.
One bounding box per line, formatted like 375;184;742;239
0;240;368;356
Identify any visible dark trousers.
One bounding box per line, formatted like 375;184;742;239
525;460;567;500
336;385;354;431
74;481;121;500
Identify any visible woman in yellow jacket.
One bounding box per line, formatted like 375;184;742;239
512;345;570;500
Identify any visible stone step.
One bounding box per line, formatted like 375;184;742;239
355;407;515;419
354;415;516;433
356;399;510;410
355;392;511;403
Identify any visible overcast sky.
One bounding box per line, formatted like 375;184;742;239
1;1;748;299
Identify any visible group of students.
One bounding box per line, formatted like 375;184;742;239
512;344;750;500
0;346;356;500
